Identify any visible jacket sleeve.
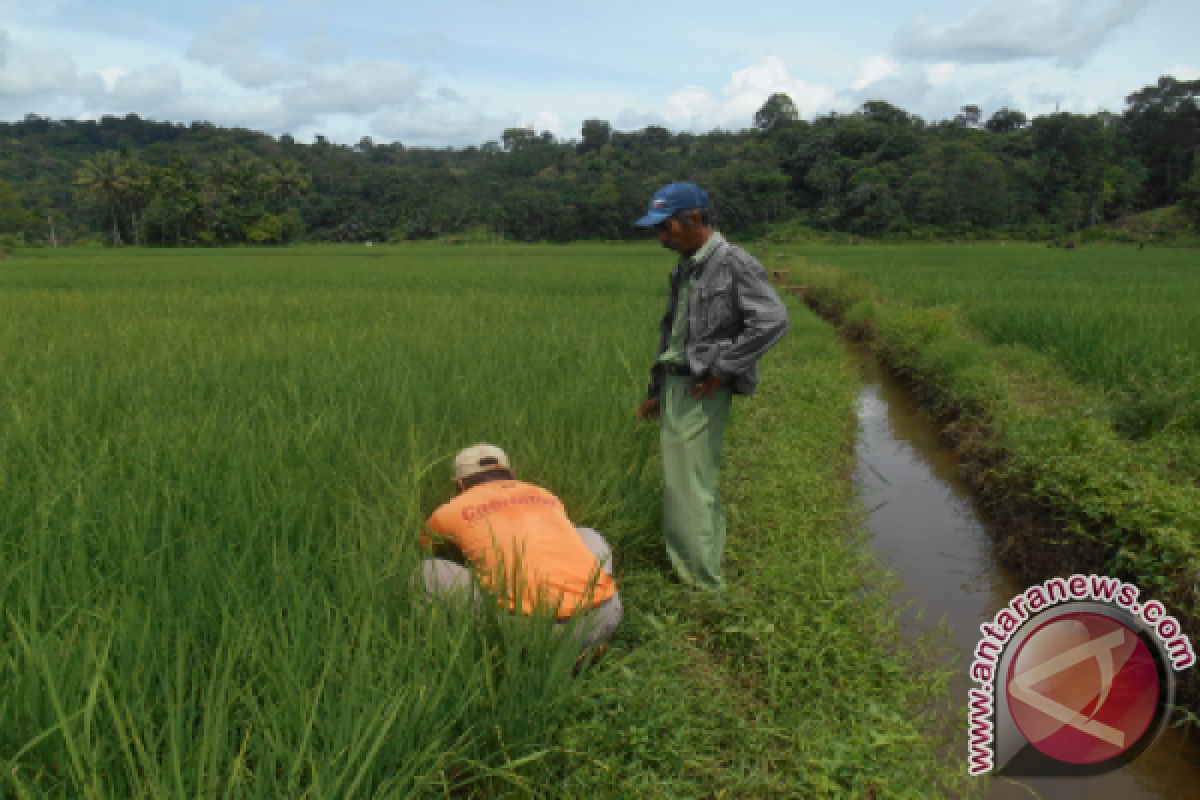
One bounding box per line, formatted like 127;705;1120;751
646;273;677;400
711;251;789;381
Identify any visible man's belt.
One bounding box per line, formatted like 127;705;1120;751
661;363;694;378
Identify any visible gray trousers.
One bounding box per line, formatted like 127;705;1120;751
660;374;732;590
420;526;623;650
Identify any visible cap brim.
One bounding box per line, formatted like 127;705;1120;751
635;210;672;227
457;465;510;482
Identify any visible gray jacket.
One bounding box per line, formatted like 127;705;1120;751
647;233;790;399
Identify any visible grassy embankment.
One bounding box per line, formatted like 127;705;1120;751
2;244;974;798
773;243;1199;707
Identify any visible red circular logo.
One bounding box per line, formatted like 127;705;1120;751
1006;612;1159;765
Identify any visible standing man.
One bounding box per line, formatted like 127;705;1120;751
635;183;789;590
420;444;622;651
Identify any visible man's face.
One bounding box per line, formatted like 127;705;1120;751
656;213;693;252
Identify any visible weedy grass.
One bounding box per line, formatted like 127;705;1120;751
2;244;971;797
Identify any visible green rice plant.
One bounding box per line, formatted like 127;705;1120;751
0;245;665;797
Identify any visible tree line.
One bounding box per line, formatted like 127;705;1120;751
1;75;1197;246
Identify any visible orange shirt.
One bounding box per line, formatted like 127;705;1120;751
425;480;616;618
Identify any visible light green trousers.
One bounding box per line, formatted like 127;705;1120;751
660;375;733;590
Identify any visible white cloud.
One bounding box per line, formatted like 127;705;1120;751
614;108;671;130
372;104;519;148
109;64;183;109
289;34;347;65
665;85;715;124
836;61;1042;125
532;111;561;137
280;61;422;115
839;64;934;115
186;13;295;90
1167;65;1199;81
718;56;836;125
184;5;272;63
624;57;836;133
926;62;956;87
891;0;1149;68
0;39;105;106
852;55;898;91
177;7;425;130
0;21;430;140
98;66;129;91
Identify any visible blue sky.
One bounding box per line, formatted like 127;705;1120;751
1;0;1196;147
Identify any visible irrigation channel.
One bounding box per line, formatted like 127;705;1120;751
848;345;1200;800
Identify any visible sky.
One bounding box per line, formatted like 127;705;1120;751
1;0;1197;148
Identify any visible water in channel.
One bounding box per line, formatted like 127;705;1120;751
849;345;1200;800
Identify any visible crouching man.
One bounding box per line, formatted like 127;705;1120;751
419;444;622;651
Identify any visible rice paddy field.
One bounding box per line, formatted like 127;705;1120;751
0;244;974;799
779;244;1200;471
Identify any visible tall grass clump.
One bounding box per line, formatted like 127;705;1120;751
1;245;665;797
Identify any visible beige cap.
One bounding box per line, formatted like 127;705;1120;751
454;444;512;482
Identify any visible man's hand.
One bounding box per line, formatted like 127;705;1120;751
637;397;661;420
689;375;724;400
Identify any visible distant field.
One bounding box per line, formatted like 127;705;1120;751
783;244;1200;445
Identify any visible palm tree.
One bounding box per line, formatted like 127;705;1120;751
75;152;128;246
120;152;157;247
161;155;202;246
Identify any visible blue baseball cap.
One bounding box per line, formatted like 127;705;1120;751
635;182;709;227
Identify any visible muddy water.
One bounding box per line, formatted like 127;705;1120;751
850;347;1200;800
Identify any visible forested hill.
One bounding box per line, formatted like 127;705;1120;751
1;75;1198;246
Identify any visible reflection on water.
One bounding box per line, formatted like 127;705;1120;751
851;346;1200;800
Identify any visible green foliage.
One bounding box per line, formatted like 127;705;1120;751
578;119;611;154
1123;76;1200;207
754;92;799;133
65;146;312;247
0;178;39;234
985;107;1028;133
3;74;1200;246
1032;113;1107;230
245;212;285;244
74;151;129;246
1180;168;1200;224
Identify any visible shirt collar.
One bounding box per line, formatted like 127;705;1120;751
680;231;722;275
